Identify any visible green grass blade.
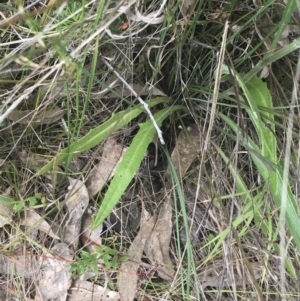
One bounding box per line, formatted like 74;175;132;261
269;0;297;52
35;98;168;177
229;75;300;251
242;36;300;82
236;74;277;163
163;146;197;298
92;105;184;229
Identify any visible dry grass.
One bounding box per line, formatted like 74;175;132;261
1;0;300;300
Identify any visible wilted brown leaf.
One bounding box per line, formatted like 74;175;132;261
63;178;89;251
87;137;126;197
170;124;201;178
8;107;65;125
198;260;263;289
180;0;194;16
144;194;174;281
37;243;73;301
69;280;120;301
117;204;156;301
20;209;60;239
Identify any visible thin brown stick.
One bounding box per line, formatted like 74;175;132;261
0;0;71;29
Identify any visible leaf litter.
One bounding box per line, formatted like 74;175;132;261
1;114;260;299
0;138;125;300
20;209;60;240
8;108;66;125
117;202;156;301
144;124;202;281
0;0;290;299
63;177;90;251
0;120;263;300
117;124;204;300
87;137;127;197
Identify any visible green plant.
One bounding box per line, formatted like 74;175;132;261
70;246;129;278
2;192;43;213
92;104;185;229
220;74;300;251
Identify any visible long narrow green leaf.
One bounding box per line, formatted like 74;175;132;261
236;74;277;164
228;75;300;251
92;105;184;229
35;98;167;177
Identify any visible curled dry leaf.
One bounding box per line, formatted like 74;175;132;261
198;261;263;289
37;243;73;300
20;209;59;239
87;137;126;197
63;178;89;251
169;124;201;178
0;243;72;300
144;194;174;281
8;107;65;125
180;0;194;16
69;280;120;301
117;204;156;301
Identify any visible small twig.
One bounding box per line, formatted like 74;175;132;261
204;20;229;152
101;58;165;144
0;0;70;29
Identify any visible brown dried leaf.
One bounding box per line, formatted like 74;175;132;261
0;254;40;278
18;151;62;181
144;195;174;281
198;261;263;289
170;124;201;178
0;244;73;300
117;205;156;301
144;125;201;281
180;0;194;16
8;107;65;125
68;280;120;301
87;137;126;197
63;178;89;251
20;209;60;239
37;243;73;300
